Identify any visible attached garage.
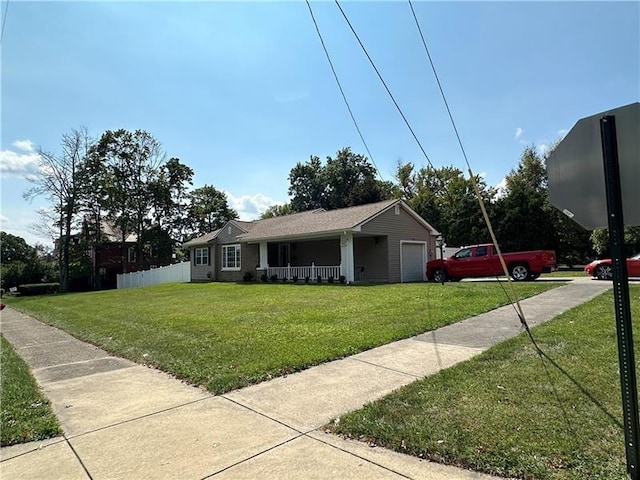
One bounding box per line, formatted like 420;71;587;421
400;241;427;282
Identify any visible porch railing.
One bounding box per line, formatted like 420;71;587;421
266;263;342;281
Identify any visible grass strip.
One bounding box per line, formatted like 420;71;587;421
2;281;558;394
329;286;640;480
0;335;61;446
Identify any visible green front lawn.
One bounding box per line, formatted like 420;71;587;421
2;282;559;394
330;286;640;480
0;335;61;446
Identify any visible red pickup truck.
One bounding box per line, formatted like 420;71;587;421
427;244;557;282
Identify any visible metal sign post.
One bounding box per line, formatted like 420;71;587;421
600;115;640;479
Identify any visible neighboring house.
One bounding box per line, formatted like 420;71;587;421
66;221;172;290
183;199;440;284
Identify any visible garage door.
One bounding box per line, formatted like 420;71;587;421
401;243;425;282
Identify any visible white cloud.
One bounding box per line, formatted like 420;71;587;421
224;191;284;221
12;139;35;152
0;145;41;179
514;127;523;140
493;178;508;200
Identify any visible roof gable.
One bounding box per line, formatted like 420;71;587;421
182;229;222;247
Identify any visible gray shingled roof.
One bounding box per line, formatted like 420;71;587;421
182;229;222;247
181;200;438;247
239;199;402;242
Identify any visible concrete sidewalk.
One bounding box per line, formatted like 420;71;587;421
0;279;611;480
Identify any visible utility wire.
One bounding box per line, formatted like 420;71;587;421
333;1;440;177
407;0;528;328
305;0;384;182
334;0;461;214
409;0;620;428
1;0;9;43
333;0;617;429
334;0;516;313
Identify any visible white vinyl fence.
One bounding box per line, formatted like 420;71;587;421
117;262;190;289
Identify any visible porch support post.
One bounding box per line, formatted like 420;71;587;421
340;232;355;283
259;242;268;269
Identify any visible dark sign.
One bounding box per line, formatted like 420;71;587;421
547;102;639;230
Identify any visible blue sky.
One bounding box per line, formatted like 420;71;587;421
1;1;638;247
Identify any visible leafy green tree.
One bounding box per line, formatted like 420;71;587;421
260;203;294;219
90;129;163;273
149;158;194;235
395;162;493;248
0;232;56;290
141;225;175;267
494;146;557;252
288;155;325;212
495;145;594;263
440;167;494;248
590;227;640;258
1;232;35;264
623;227;640;255
323;148;393;209
185;185;238;237
393;161;418;200
288;148;392;212
147;158;194;257
551;211;592;266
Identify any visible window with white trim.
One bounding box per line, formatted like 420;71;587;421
194;247;209;266
222;244;241;270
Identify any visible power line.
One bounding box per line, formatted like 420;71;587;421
334;0;438;176
408;0;620;429
305;0;384;182
407;0;469;174
334;0;460;209
1;0;9;43
406;0;528;327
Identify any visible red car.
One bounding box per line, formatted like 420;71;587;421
584;253;640;280
426;244;557;282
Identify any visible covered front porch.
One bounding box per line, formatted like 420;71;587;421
253;233;389;283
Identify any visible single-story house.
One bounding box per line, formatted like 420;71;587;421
182;199;440;283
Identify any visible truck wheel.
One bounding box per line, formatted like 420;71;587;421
433;269;448;283
595;265;612;280
510;264;530;281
